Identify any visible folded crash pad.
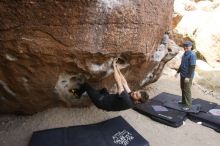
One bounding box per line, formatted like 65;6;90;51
192;98;217;112
29;116;150;146
188;99;220;132
153;92;181;103
164;101;201;113
134;100;186;127
153;92;201;113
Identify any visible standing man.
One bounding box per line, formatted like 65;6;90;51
175;41;196;110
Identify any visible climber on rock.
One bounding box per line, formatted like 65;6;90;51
70;58;149;111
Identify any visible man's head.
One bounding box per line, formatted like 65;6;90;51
183;41;193;51
130;90;149;104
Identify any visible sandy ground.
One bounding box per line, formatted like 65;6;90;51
0;75;220;146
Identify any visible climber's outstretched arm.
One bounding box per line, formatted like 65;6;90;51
116;64;131;93
113;59;124;94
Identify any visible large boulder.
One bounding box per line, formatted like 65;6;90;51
171;0;220;97
195;60;220;94
0;0;175;114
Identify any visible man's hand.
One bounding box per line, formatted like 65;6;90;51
175;73;179;78
184;78;190;83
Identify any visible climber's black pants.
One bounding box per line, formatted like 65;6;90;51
77;83;108;108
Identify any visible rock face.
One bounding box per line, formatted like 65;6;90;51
171;0;220;96
194;60;220;94
173;0;220;68
0;0;174;114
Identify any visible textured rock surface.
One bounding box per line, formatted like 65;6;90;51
194;60;220;94
171;0;220;95
0;0;174;114
173;0;220;68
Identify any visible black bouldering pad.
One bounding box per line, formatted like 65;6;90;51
152;92;200;113
152;92;182;103
192;98;217;112
134;100;186;127
164;101;201;113
29;116;150;146
188;99;220;132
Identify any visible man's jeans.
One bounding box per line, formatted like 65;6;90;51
180;77;193;107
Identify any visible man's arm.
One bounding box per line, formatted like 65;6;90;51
113;60;124;94
175;65;181;78
189;53;196;78
177;66;181;73
116;64;131;93
185;53;196;81
188;65;195;77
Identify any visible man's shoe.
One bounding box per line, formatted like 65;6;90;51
182;107;190;111
69;89;81;99
178;101;183;104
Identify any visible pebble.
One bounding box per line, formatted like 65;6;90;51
197;122;202;125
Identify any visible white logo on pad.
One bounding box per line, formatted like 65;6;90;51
112;130;134;146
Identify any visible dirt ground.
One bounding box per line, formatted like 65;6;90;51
0;75;220;146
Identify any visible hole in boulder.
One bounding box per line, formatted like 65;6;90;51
22;76;29;82
117;57;126;64
5;53;18;61
61;80;67;84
